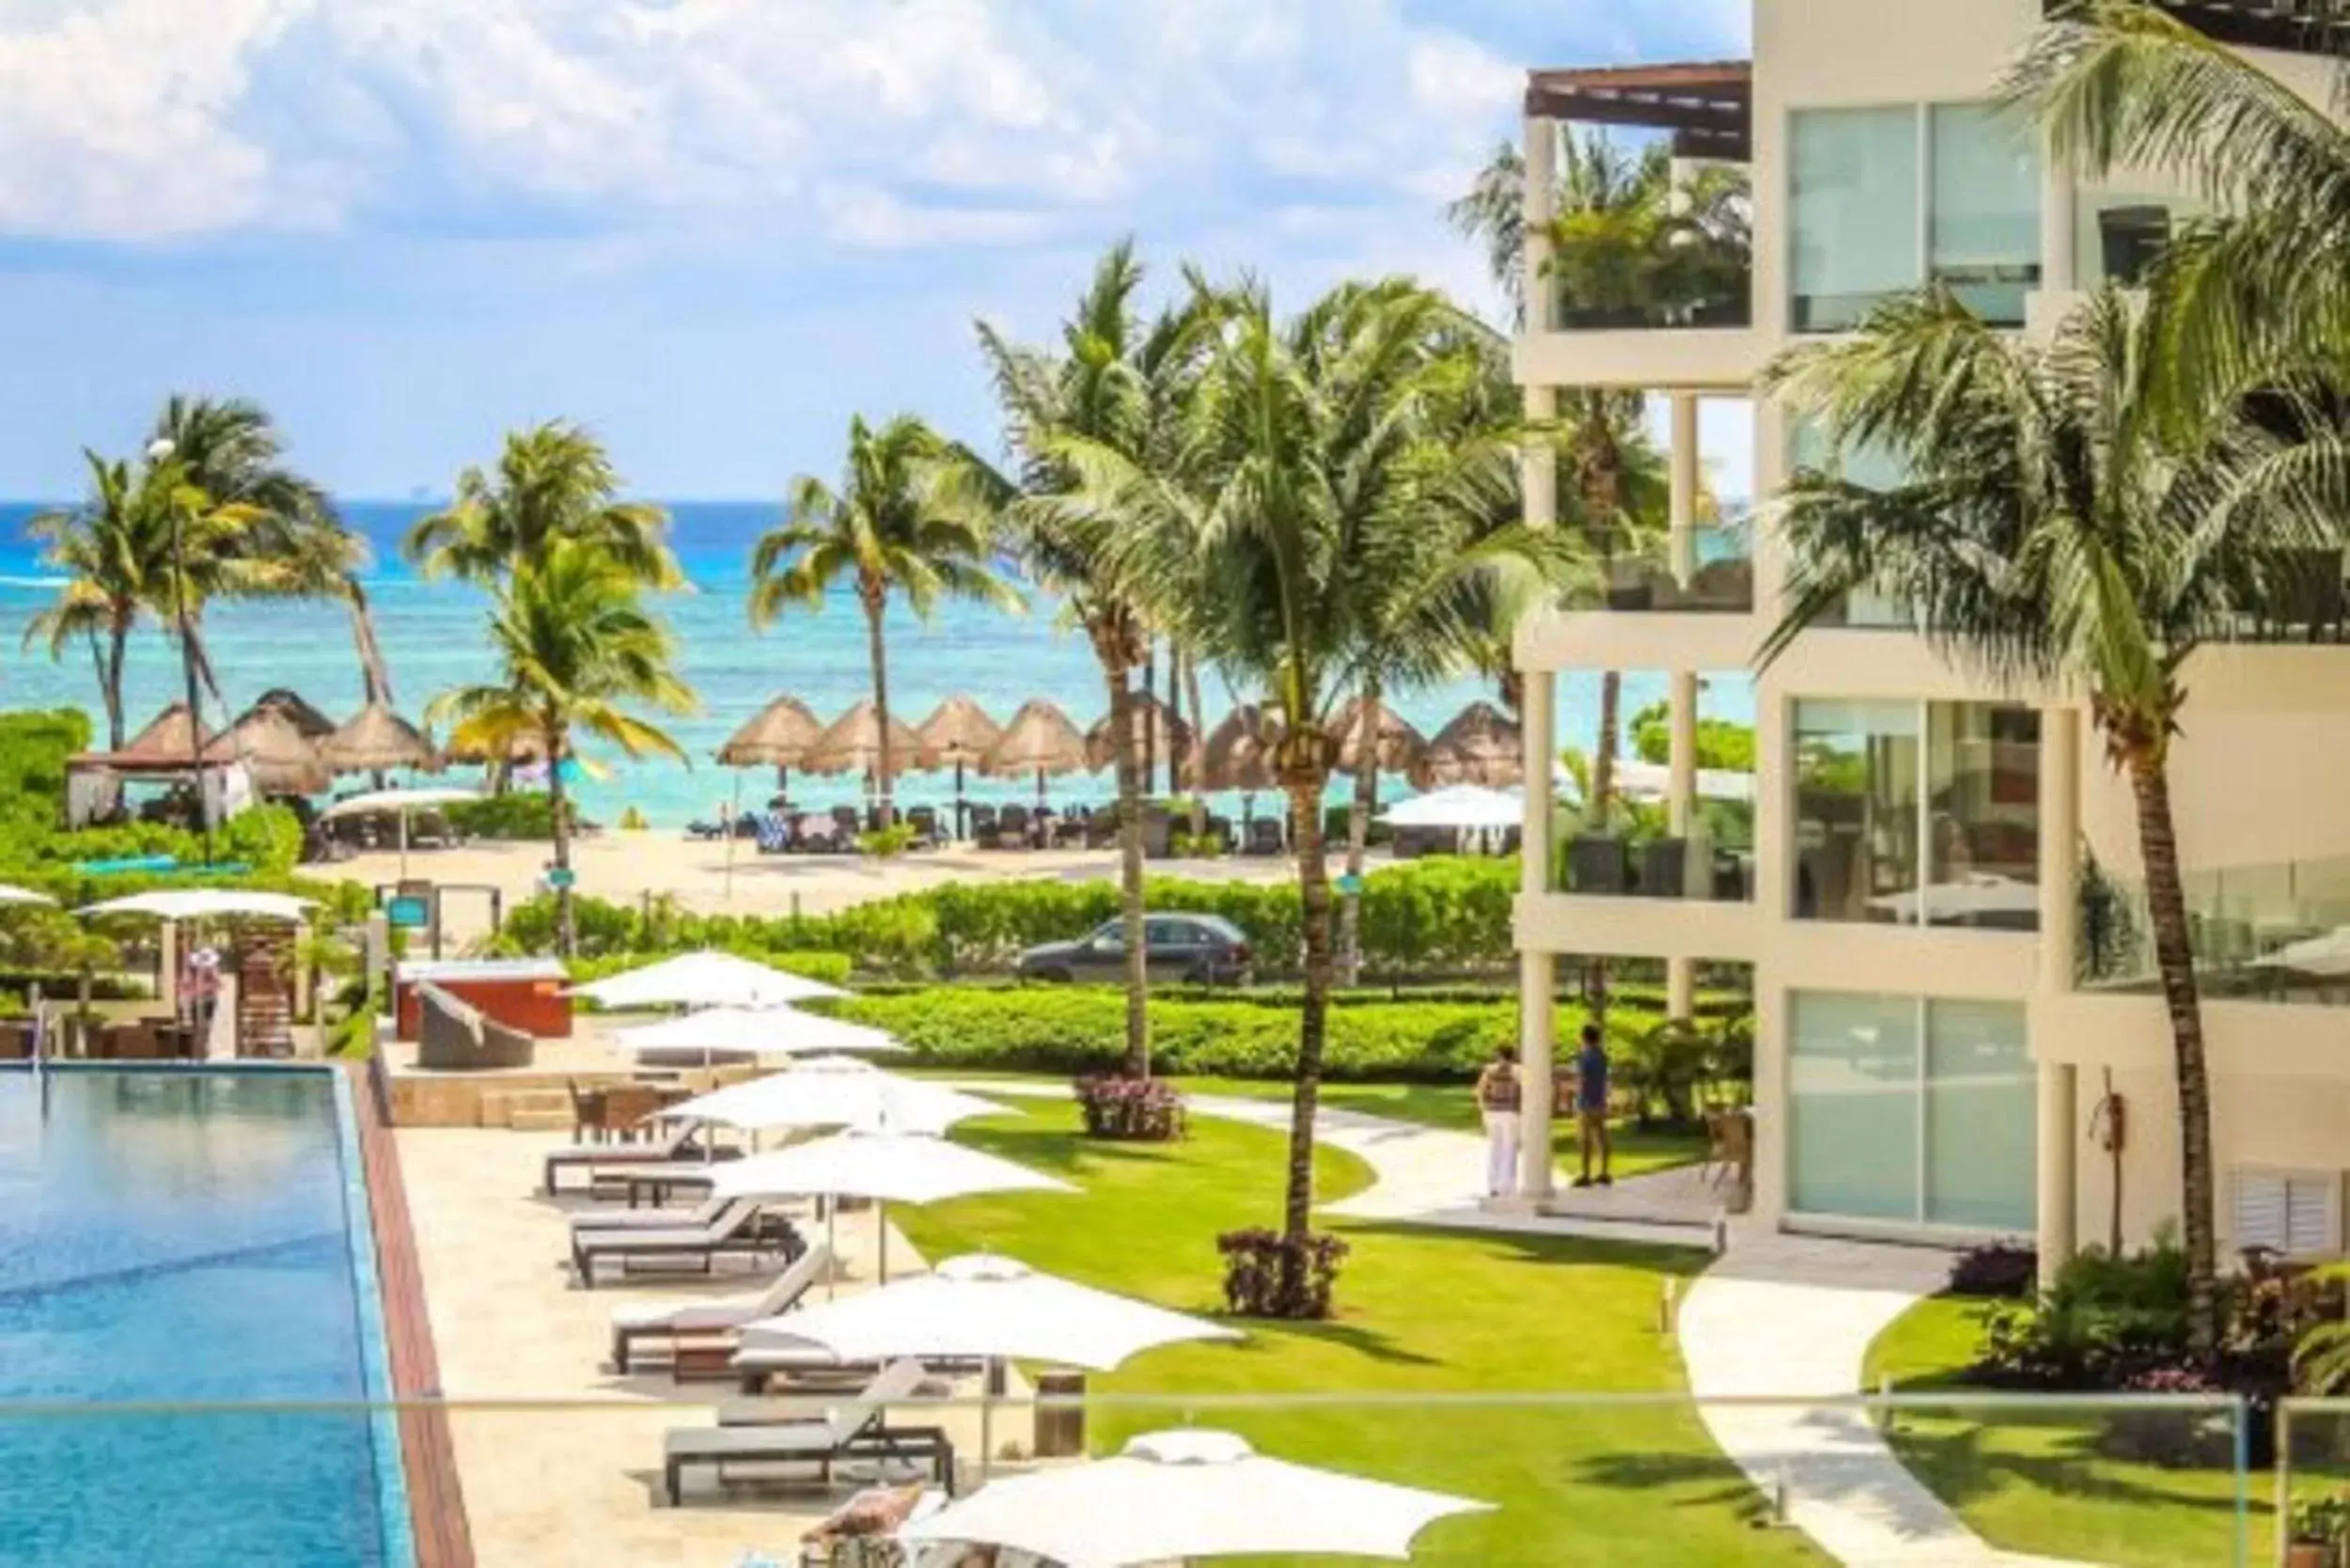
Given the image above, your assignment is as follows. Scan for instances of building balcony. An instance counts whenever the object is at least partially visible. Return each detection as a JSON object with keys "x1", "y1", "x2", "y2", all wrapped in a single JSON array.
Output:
[
  {"x1": 2079, "y1": 851, "x2": 2350, "y2": 1009},
  {"x1": 1566, "y1": 525, "x2": 1753, "y2": 617}
]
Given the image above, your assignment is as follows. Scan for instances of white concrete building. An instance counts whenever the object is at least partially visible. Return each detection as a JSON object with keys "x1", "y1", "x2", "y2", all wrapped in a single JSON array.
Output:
[{"x1": 1512, "y1": 0, "x2": 2350, "y2": 1271}]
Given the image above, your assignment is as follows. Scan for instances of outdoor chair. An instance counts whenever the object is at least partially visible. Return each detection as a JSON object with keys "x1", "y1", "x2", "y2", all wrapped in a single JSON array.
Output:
[
  {"x1": 597, "y1": 1084, "x2": 671, "y2": 1142},
  {"x1": 572, "y1": 1203, "x2": 806, "y2": 1289},
  {"x1": 1245, "y1": 817, "x2": 1285, "y2": 856},
  {"x1": 415, "y1": 982, "x2": 537, "y2": 1072},
  {"x1": 566, "y1": 1079, "x2": 609, "y2": 1142},
  {"x1": 541, "y1": 1120, "x2": 713, "y2": 1194},
  {"x1": 572, "y1": 1192, "x2": 741, "y2": 1238},
  {"x1": 661, "y1": 1359, "x2": 952, "y2": 1504},
  {"x1": 965, "y1": 804, "x2": 997, "y2": 843},
  {"x1": 830, "y1": 807, "x2": 861, "y2": 840},
  {"x1": 995, "y1": 806, "x2": 1032, "y2": 850},
  {"x1": 794, "y1": 814, "x2": 847, "y2": 854},
  {"x1": 608, "y1": 1243, "x2": 831, "y2": 1374},
  {"x1": 904, "y1": 807, "x2": 945, "y2": 848},
  {"x1": 1051, "y1": 808, "x2": 1088, "y2": 848},
  {"x1": 755, "y1": 813, "x2": 795, "y2": 855}
]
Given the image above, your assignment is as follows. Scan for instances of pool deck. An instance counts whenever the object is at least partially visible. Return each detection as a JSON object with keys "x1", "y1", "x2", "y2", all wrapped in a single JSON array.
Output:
[{"x1": 397, "y1": 1125, "x2": 1010, "y2": 1568}]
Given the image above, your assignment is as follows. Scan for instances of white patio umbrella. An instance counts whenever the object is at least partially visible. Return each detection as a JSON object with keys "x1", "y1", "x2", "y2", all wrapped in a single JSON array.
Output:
[
  {"x1": 2253, "y1": 925, "x2": 2350, "y2": 979},
  {"x1": 1868, "y1": 873, "x2": 2041, "y2": 925},
  {"x1": 1382, "y1": 784, "x2": 1523, "y2": 830},
  {"x1": 901, "y1": 1427, "x2": 1492, "y2": 1565},
  {"x1": 78, "y1": 889, "x2": 316, "y2": 922},
  {"x1": 1591, "y1": 758, "x2": 1758, "y2": 806},
  {"x1": 0, "y1": 886, "x2": 56, "y2": 908},
  {"x1": 661, "y1": 1060, "x2": 1001, "y2": 1136},
  {"x1": 318, "y1": 786, "x2": 482, "y2": 876},
  {"x1": 710, "y1": 1128, "x2": 1073, "y2": 1291},
  {"x1": 745, "y1": 1253, "x2": 1239, "y2": 1478},
  {"x1": 571, "y1": 949, "x2": 850, "y2": 1010},
  {"x1": 610, "y1": 1004, "x2": 903, "y2": 1060}
]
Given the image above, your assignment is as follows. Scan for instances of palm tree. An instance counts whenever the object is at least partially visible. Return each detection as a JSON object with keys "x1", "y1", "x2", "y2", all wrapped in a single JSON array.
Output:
[
  {"x1": 1078, "y1": 278, "x2": 1566, "y2": 1312},
  {"x1": 429, "y1": 541, "x2": 696, "y2": 956},
  {"x1": 749, "y1": 415, "x2": 1022, "y2": 827},
  {"x1": 408, "y1": 421, "x2": 681, "y2": 590},
  {"x1": 1760, "y1": 283, "x2": 2350, "y2": 1361},
  {"x1": 24, "y1": 453, "x2": 168, "y2": 749},
  {"x1": 150, "y1": 396, "x2": 395, "y2": 705},
  {"x1": 975, "y1": 240, "x2": 1213, "y2": 1079}
]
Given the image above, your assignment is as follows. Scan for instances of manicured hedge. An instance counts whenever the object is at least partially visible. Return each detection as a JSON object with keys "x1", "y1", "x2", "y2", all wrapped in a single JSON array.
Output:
[{"x1": 830, "y1": 986, "x2": 1647, "y2": 1082}]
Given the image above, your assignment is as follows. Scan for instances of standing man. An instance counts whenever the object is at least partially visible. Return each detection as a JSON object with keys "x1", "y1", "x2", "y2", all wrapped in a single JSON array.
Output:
[
  {"x1": 1475, "y1": 1044, "x2": 1523, "y2": 1199},
  {"x1": 1573, "y1": 1023, "x2": 1613, "y2": 1188}
]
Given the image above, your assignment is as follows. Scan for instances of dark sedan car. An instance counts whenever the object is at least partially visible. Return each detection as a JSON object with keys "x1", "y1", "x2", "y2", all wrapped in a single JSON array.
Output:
[{"x1": 1016, "y1": 913, "x2": 1254, "y2": 985}]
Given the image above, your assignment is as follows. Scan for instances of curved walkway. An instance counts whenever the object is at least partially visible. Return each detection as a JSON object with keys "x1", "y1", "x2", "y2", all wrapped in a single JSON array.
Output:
[{"x1": 975, "y1": 1080, "x2": 2084, "y2": 1567}]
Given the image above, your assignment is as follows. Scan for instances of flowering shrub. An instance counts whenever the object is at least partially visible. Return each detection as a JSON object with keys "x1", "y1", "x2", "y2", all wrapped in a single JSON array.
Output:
[
  {"x1": 1217, "y1": 1228, "x2": 1349, "y2": 1320},
  {"x1": 1073, "y1": 1074, "x2": 1186, "y2": 1142}
]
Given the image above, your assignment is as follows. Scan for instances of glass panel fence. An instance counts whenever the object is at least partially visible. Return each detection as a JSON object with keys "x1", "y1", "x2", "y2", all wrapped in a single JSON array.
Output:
[
  {"x1": 0, "y1": 1392, "x2": 2256, "y2": 1566},
  {"x1": 1559, "y1": 524, "x2": 1754, "y2": 616},
  {"x1": 2079, "y1": 852, "x2": 2350, "y2": 1006}
]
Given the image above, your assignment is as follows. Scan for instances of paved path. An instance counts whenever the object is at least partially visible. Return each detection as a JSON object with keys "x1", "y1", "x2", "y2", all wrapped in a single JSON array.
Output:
[{"x1": 1680, "y1": 1232, "x2": 2093, "y2": 1568}]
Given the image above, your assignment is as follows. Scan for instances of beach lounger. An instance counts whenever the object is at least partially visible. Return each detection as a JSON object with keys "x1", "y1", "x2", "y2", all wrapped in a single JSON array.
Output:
[
  {"x1": 755, "y1": 811, "x2": 794, "y2": 855},
  {"x1": 662, "y1": 1360, "x2": 952, "y2": 1504},
  {"x1": 607, "y1": 1244, "x2": 830, "y2": 1374},
  {"x1": 572, "y1": 1193, "x2": 742, "y2": 1237},
  {"x1": 995, "y1": 805, "x2": 1031, "y2": 849},
  {"x1": 541, "y1": 1120, "x2": 706, "y2": 1195},
  {"x1": 572, "y1": 1204, "x2": 805, "y2": 1289},
  {"x1": 965, "y1": 804, "x2": 997, "y2": 843}
]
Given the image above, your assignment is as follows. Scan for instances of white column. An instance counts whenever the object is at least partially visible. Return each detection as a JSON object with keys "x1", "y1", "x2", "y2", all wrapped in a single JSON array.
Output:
[
  {"x1": 2041, "y1": 158, "x2": 2079, "y2": 298},
  {"x1": 1666, "y1": 668, "x2": 1700, "y2": 1016},
  {"x1": 2037, "y1": 1061, "x2": 2078, "y2": 1285},
  {"x1": 1519, "y1": 671, "x2": 1558, "y2": 1202},
  {"x1": 1521, "y1": 671, "x2": 1556, "y2": 897},
  {"x1": 1523, "y1": 116, "x2": 1558, "y2": 332},
  {"x1": 1668, "y1": 392, "x2": 1701, "y2": 586},
  {"x1": 1749, "y1": 980, "x2": 1787, "y2": 1227},
  {"x1": 157, "y1": 919, "x2": 178, "y2": 1014}
]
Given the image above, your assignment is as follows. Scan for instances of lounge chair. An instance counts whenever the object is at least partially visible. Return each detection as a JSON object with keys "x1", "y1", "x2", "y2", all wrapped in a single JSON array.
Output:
[
  {"x1": 791, "y1": 813, "x2": 845, "y2": 854},
  {"x1": 572, "y1": 1192, "x2": 743, "y2": 1237},
  {"x1": 572, "y1": 1203, "x2": 805, "y2": 1289},
  {"x1": 541, "y1": 1119, "x2": 708, "y2": 1195},
  {"x1": 415, "y1": 981, "x2": 536, "y2": 1072},
  {"x1": 995, "y1": 805, "x2": 1031, "y2": 849},
  {"x1": 607, "y1": 1243, "x2": 831, "y2": 1373},
  {"x1": 754, "y1": 812, "x2": 794, "y2": 855},
  {"x1": 830, "y1": 806, "x2": 861, "y2": 840},
  {"x1": 1245, "y1": 816, "x2": 1286, "y2": 856},
  {"x1": 965, "y1": 804, "x2": 997, "y2": 844},
  {"x1": 904, "y1": 806, "x2": 944, "y2": 848},
  {"x1": 661, "y1": 1359, "x2": 953, "y2": 1504}
]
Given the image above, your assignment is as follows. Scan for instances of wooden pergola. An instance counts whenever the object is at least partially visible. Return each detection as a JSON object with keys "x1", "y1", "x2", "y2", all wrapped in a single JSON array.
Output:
[{"x1": 1524, "y1": 61, "x2": 1753, "y2": 162}]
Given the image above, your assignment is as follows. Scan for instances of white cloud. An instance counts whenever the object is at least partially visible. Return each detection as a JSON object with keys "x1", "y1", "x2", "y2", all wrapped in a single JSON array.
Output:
[{"x1": 0, "y1": 0, "x2": 1593, "y2": 245}]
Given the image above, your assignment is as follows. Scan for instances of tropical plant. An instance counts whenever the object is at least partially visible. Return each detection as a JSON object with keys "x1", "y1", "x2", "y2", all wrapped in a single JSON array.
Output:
[
  {"x1": 1074, "y1": 277, "x2": 1568, "y2": 1313},
  {"x1": 429, "y1": 541, "x2": 696, "y2": 955},
  {"x1": 24, "y1": 454, "x2": 168, "y2": 751},
  {"x1": 407, "y1": 421, "x2": 681, "y2": 589},
  {"x1": 974, "y1": 240, "x2": 1212, "y2": 1079},
  {"x1": 1761, "y1": 282, "x2": 2350, "y2": 1360},
  {"x1": 2294, "y1": 1262, "x2": 2350, "y2": 1395},
  {"x1": 749, "y1": 415, "x2": 1022, "y2": 827}
]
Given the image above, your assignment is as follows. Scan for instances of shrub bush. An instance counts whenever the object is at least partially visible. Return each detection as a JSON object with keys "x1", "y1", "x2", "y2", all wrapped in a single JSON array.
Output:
[
  {"x1": 1949, "y1": 1242, "x2": 2040, "y2": 1300},
  {"x1": 1217, "y1": 1228, "x2": 1348, "y2": 1319},
  {"x1": 1073, "y1": 1074, "x2": 1187, "y2": 1141},
  {"x1": 1973, "y1": 1231, "x2": 2193, "y2": 1389},
  {"x1": 447, "y1": 792, "x2": 568, "y2": 841}
]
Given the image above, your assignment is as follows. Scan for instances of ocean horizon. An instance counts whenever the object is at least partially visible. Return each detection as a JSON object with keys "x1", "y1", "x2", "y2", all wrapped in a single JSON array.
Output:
[{"x1": 0, "y1": 499, "x2": 1754, "y2": 828}]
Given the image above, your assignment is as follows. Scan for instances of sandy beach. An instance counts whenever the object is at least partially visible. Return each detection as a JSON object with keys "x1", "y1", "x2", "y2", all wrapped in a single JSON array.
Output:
[{"x1": 330, "y1": 833, "x2": 1308, "y2": 946}]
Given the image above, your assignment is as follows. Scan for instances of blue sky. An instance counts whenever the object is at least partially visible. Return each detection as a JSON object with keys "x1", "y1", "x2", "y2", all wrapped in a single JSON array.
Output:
[{"x1": 0, "y1": 0, "x2": 1749, "y2": 501}]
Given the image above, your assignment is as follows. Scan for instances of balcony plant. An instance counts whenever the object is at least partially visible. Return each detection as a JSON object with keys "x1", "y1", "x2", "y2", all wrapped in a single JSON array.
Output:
[{"x1": 2290, "y1": 1495, "x2": 2350, "y2": 1568}]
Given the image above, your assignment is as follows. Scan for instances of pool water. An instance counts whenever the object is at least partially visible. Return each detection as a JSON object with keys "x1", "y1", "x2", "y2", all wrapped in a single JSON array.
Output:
[{"x1": 0, "y1": 1069, "x2": 404, "y2": 1565}]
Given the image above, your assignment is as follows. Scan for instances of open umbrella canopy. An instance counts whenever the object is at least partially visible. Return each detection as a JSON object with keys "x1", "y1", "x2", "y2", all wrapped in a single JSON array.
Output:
[
  {"x1": 320, "y1": 701, "x2": 440, "y2": 776},
  {"x1": 717, "y1": 696, "x2": 825, "y2": 768},
  {"x1": 571, "y1": 950, "x2": 849, "y2": 1010},
  {"x1": 1592, "y1": 758, "x2": 1757, "y2": 806},
  {"x1": 981, "y1": 699, "x2": 1090, "y2": 780},
  {"x1": 1198, "y1": 704, "x2": 1282, "y2": 792},
  {"x1": 2254, "y1": 926, "x2": 2350, "y2": 978},
  {"x1": 1331, "y1": 698, "x2": 1429, "y2": 778},
  {"x1": 612, "y1": 1005, "x2": 901, "y2": 1058},
  {"x1": 803, "y1": 699, "x2": 928, "y2": 780},
  {"x1": 0, "y1": 886, "x2": 55, "y2": 908},
  {"x1": 79, "y1": 890, "x2": 315, "y2": 922},
  {"x1": 1085, "y1": 693, "x2": 1194, "y2": 775},
  {"x1": 1383, "y1": 785, "x2": 1522, "y2": 830},
  {"x1": 1415, "y1": 701, "x2": 1524, "y2": 790},
  {"x1": 661, "y1": 1060, "x2": 1000, "y2": 1134},
  {"x1": 742, "y1": 1252, "x2": 1237, "y2": 1371},
  {"x1": 708, "y1": 1127, "x2": 1073, "y2": 1204},
  {"x1": 319, "y1": 786, "x2": 482, "y2": 823},
  {"x1": 901, "y1": 1427, "x2": 1492, "y2": 1565},
  {"x1": 915, "y1": 696, "x2": 1003, "y2": 767},
  {"x1": 1868, "y1": 873, "x2": 2041, "y2": 924}
]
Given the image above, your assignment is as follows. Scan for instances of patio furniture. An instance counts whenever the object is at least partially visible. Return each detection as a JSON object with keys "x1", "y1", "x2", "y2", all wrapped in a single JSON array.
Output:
[
  {"x1": 572, "y1": 1192, "x2": 742, "y2": 1236},
  {"x1": 0, "y1": 1021, "x2": 31, "y2": 1060},
  {"x1": 572, "y1": 1203, "x2": 806, "y2": 1289},
  {"x1": 541, "y1": 1120, "x2": 713, "y2": 1195},
  {"x1": 596, "y1": 1083, "x2": 670, "y2": 1142},
  {"x1": 661, "y1": 1359, "x2": 952, "y2": 1504},
  {"x1": 755, "y1": 812, "x2": 794, "y2": 855},
  {"x1": 565, "y1": 1079, "x2": 608, "y2": 1142},
  {"x1": 965, "y1": 803, "x2": 997, "y2": 843},
  {"x1": 608, "y1": 1243, "x2": 831, "y2": 1374},
  {"x1": 994, "y1": 805, "x2": 1031, "y2": 849},
  {"x1": 904, "y1": 806, "x2": 944, "y2": 848},
  {"x1": 1244, "y1": 817, "x2": 1285, "y2": 857},
  {"x1": 415, "y1": 982, "x2": 537, "y2": 1072},
  {"x1": 830, "y1": 807, "x2": 861, "y2": 840}
]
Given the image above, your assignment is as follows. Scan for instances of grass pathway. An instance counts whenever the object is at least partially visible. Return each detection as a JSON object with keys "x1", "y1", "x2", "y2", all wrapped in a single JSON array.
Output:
[{"x1": 899, "y1": 1100, "x2": 1824, "y2": 1566}]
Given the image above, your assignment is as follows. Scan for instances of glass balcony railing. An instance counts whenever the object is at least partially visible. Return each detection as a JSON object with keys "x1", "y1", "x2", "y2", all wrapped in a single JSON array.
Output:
[
  {"x1": 1563, "y1": 525, "x2": 1754, "y2": 616},
  {"x1": 2079, "y1": 851, "x2": 2350, "y2": 1004},
  {"x1": 1550, "y1": 824, "x2": 1755, "y2": 902},
  {"x1": 1551, "y1": 274, "x2": 1753, "y2": 332}
]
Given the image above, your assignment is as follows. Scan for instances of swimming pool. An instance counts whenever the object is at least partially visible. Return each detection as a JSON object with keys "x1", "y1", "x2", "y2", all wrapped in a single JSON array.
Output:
[{"x1": 0, "y1": 1067, "x2": 413, "y2": 1565}]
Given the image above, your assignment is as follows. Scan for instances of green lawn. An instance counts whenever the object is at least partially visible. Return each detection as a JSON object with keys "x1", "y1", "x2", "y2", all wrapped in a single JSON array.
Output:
[
  {"x1": 1863, "y1": 1295, "x2": 2260, "y2": 1567},
  {"x1": 898, "y1": 1101, "x2": 1822, "y2": 1566},
  {"x1": 1172, "y1": 1075, "x2": 1711, "y2": 1180}
]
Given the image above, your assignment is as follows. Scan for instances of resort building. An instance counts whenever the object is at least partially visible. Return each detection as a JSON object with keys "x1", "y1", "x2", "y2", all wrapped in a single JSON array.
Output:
[{"x1": 1512, "y1": 0, "x2": 2350, "y2": 1269}]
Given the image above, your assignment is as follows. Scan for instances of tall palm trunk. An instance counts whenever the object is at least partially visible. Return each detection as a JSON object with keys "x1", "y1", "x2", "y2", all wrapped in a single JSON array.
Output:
[
  {"x1": 176, "y1": 611, "x2": 210, "y2": 856},
  {"x1": 344, "y1": 576, "x2": 395, "y2": 706},
  {"x1": 2125, "y1": 746, "x2": 2218, "y2": 1360},
  {"x1": 101, "y1": 616, "x2": 130, "y2": 751},
  {"x1": 1283, "y1": 761, "x2": 1336, "y2": 1256},
  {"x1": 1339, "y1": 683, "x2": 1382, "y2": 986},
  {"x1": 1583, "y1": 422, "x2": 1626, "y2": 1034},
  {"x1": 1183, "y1": 652, "x2": 1208, "y2": 837},
  {"x1": 547, "y1": 718, "x2": 577, "y2": 958},
  {"x1": 861, "y1": 583, "x2": 895, "y2": 828},
  {"x1": 1139, "y1": 641, "x2": 1159, "y2": 791},
  {"x1": 1101, "y1": 646, "x2": 1151, "y2": 1078}
]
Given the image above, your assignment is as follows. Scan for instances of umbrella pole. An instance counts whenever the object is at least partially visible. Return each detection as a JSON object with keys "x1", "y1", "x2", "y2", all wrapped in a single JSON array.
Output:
[
  {"x1": 980, "y1": 1356, "x2": 996, "y2": 1484},
  {"x1": 724, "y1": 773, "x2": 739, "y2": 904},
  {"x1": 826, "y1": 1200, "x2": 838, "y2": 1300},
  {"x1": 399, "y1": 808, "x2": 410, "y2": 879},
  {"x1": 877, "y1": 1200, "x2": 888, "y2": 1282},
  {"x1": 955, "y1": 760, "x2": 965, "y2": 842}
]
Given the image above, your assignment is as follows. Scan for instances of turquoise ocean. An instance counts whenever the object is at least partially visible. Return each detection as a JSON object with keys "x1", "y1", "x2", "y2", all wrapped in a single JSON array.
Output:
[{"x1": 0, "y1": 501, "x2": 1751, "y2": 829}]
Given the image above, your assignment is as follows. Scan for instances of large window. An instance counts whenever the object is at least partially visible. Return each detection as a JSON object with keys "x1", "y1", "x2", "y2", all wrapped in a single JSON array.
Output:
[
  {"x1": 1790, "y1": 992, "x2": 2034, "y2": 1232},
  {"x1": 1792, "y1": 102, "x2": 2041, "y2": 332},
  {"x1": 1794, "y1": 699, "x2": 2041, "y2": 929},
  {"x1": 1786, "y1": 423, "x2": 1913, "y2": 630}
]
